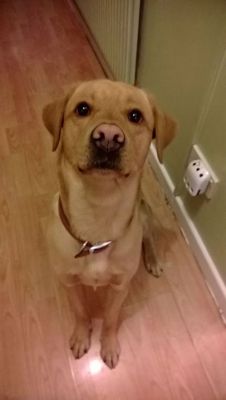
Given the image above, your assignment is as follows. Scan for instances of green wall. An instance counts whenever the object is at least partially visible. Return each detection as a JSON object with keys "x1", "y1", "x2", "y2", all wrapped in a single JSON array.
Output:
[
  {"x1": 137, "y1": 0, "x2": 226, "y2": 283},
  {"x1": 182, "y1": 53, "x2": 226, "y2": 282},
  {"x1": 137, "y1": 0, "x2": 226, "y2": 184}
]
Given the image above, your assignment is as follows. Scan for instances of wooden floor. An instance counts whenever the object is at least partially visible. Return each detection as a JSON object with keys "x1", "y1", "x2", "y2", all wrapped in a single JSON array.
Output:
[{"x1": 1, "y1": 0, "x2": 226, "y2": 399}]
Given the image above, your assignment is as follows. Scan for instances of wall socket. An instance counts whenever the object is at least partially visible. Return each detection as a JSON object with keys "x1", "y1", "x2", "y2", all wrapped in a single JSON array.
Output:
[{"x1": 186, "y1": 144, "x2": 219, "y2": 199}]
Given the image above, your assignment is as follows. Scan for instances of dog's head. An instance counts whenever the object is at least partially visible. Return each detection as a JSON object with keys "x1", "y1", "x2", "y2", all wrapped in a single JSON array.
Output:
[{"x1": 43, "y1": 80, "x2": 176, "y2": 177}]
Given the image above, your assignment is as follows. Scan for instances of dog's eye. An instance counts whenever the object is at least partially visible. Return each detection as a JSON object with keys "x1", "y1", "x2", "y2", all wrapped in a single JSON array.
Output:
[
  {"x1": 75, "y1": 102, "x2": 91, "y2": 117},
  {"x1": 128, "y1": 109, "x2": 143, "y2": 124}
]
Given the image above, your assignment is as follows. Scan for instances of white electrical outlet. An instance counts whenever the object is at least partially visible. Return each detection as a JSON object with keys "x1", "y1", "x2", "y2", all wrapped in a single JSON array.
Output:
[
  {"x1": 185, "y1": 144, "x2": 219, "y2": 199},
  {"x1": 184, "y1": 159, "x2": 211, "y2": 196}
]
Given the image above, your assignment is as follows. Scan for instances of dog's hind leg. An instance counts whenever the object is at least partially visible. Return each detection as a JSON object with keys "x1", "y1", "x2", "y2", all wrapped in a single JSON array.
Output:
[
  {"x1": 141, "y1": 200, "x2": 163, "y2": 278},
  {"x1": 142, "y1": 233, "x2": 163, "y2": 278}
]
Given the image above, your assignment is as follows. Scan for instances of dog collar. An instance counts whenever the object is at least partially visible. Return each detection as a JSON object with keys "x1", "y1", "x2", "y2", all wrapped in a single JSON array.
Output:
[{"x1": 58, "y1": 197, "x2": 112, "y2": 258}]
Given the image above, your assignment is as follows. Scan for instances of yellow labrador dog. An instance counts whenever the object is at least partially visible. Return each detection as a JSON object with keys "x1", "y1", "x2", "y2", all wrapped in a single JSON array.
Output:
[{"x1": 43, "y1": 79, "x2": 176, "y2": 369}]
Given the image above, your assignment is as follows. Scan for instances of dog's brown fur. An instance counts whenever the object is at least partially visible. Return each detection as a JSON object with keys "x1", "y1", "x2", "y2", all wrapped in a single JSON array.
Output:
[{"x1": 43, "y1": 79, "x2": 176, "y2": 368}]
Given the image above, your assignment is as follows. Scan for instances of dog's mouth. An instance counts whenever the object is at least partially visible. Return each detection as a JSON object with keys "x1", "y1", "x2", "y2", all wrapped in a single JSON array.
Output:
[
  {"x1": 78, "y1": 147, "x2": 130, "y2": 177},
  {"x1": 78, "y1": 162, "x2": 122, "y2": 176},
  {"x1": 81, "y1": 146, "x2": 119, "y2": 171},
  {"x1": 91, "y1": 157, "x2": 119, "y2": 171}
]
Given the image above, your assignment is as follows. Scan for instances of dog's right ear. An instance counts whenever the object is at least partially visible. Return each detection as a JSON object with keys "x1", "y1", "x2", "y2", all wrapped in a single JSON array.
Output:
[{"x1": 42, "y1": 87, "x2": 75, "y2": 151}]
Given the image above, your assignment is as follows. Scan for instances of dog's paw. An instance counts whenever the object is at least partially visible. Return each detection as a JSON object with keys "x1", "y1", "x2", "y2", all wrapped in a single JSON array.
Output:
[
  {"x1": 70, "y1": 321, "x2": 92, "y2": 359},
  {"x1": 145, "y1": 261, "x2": 163, "y2": 278},
  {"x1": 100, "y1": 335, "x2": 121, "y2": 369}
]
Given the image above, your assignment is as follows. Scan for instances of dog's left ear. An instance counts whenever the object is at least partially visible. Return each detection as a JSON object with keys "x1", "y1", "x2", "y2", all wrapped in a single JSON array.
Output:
[
  {"x1": 150, "y1": 97, "x2": 177, "y2": 163},
  {"x1": 42, "y1": 87, "x2": 75, "y2": 151}
]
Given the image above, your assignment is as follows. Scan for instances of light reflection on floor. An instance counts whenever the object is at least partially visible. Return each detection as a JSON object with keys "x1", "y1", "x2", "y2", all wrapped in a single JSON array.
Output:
[{"x1": 88, "y1": 357, "x2": 103, "y2": 375}]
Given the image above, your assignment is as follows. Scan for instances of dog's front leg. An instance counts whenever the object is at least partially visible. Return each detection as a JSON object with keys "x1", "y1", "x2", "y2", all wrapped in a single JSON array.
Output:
[
  {"x1": 67, "y1": 284, "x2": 92, "y2": 359},
  {"x1": 101, "y1": 285, "x2": 129, "y2": 369}
]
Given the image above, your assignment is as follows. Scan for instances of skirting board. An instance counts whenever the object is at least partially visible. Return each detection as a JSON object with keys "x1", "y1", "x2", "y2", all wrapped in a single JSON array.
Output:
[{"x1": 149, "y1": 143, "x2": 226, "y2": 322}]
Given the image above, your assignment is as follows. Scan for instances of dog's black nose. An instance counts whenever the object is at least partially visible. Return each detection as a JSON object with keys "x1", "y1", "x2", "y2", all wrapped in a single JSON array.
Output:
[{"x1": 91, "y1": 124, "x2": 125, "y2": 152}]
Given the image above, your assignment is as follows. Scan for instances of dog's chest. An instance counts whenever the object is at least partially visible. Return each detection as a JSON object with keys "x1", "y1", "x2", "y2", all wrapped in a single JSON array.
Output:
[
  {"x1": 75, "y1": 255, "x2": 113, "y2": 288},
  {"x1": 49, "y1": 193, "x2": 140, "y2": 290},
  {"x1": 52, "y1": 225, "x2": 114, "y2": 288}
]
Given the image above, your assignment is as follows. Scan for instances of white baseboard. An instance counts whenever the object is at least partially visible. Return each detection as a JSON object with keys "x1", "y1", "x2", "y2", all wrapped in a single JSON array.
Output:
[{"x1": 149, "y1": 144, "x2": 226, "y2": 322}]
